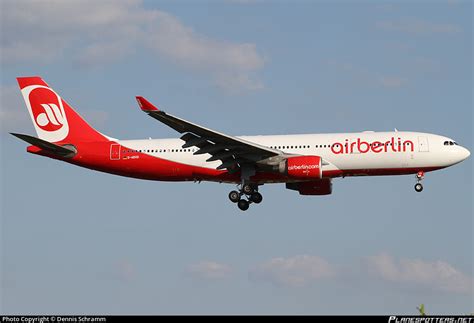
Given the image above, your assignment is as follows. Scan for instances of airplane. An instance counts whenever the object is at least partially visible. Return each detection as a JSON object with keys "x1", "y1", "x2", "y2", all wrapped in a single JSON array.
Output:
[{"x1": 11, "y1": 76, "x2": 471, "y2": 211}]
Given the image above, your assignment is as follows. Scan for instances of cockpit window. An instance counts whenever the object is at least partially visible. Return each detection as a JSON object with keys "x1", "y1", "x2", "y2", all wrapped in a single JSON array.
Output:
[{"x1": 444, "y1": 141, "x2": 458, "y2": 146}]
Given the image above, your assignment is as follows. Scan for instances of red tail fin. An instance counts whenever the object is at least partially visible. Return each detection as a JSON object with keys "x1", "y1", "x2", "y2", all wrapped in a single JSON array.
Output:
[{"x1": 17, "y1": 76, "x2": 108, "y2": 143}]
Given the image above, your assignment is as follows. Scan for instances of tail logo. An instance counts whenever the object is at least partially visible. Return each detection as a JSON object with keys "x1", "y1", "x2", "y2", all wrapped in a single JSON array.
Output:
[
  {"x1": 36, "y1": 103, "x2": 66, "y2": 130},
  {"x1": 21, "y1": 85, "x2": 69, "y2": 142}
]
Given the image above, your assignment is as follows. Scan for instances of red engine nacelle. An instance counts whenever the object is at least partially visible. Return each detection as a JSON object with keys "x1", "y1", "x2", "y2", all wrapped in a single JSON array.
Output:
[
  {"x1": 286, "y1": 178, "x2": 332, "y2": 195},
  {"x1": 280, "y1": 155, "x2": 322, "y2": 179}
]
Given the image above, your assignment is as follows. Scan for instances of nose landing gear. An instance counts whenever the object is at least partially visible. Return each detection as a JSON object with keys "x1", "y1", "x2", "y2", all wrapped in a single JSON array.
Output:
[
  {"x1": 414, "y1": 171, "x2": 424, "y2": 192},
  {"x1": 228, "y1": 183, "x2": 262, "y2": 211}
]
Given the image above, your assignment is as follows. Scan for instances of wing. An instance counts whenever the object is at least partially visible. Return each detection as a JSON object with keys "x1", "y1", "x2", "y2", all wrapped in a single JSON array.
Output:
[{"x1": 136, "y1": 96, "x2": 284, "y2": 172}]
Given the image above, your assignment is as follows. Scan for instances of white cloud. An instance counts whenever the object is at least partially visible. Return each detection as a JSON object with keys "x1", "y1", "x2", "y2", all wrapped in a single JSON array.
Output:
[
  {"x1": 0, "y1": 85, "x2": 33, "y2": 134},
  {"x1": 215, "y1": 71, "x2": 265, "y2": 93},
  {"x1": 76, "y1": 41, "x2": 135, "y2": 67},
  {"x1": 1, "y1": 0, "x2": 265, "y2": 92},
  {"x1": 144, "y1": 11, "x2": 263, "y2": 71},
  {"x1": 187, "y1": 261, "x2": 232, "y2": 280},
  {"x1": 246, "y1": 253, "x2": 472, "y2": 294},
  {"x1": 377, "y1": 18, "x2": 462, "y2": 35},
  {"x1": 366, "y1": 253, "x2": 472, "y2": 294},
  {"x1": 379, "y1": 76, "x2": 406, "y2": 88},
  {"x1": 249, "y1": 255, "x2": 336, "y2": 287}
]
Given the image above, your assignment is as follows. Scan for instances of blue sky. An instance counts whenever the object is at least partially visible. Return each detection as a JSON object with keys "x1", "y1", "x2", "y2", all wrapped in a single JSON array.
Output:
[{"x1": 1, "y1": 0, "x2": 472, "y2": 314}]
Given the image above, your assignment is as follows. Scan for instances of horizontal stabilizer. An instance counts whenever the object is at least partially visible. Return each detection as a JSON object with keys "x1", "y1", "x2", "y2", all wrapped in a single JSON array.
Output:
[{"x1": 10, "y1": 133, "x2": 76, "y2": 157}]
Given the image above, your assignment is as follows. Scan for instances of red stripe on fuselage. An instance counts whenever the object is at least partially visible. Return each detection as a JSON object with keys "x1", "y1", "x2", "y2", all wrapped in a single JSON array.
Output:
[
  {"x1": 27, "y1": 140, "x2": 444, "y2": 184},
  {"x1": 322, "y1": 166, "x2": 445, "y2": 178}
]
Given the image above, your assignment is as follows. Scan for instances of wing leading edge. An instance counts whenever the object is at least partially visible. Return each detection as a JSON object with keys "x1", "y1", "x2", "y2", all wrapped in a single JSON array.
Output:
[{"x1": 135, "y1": 96, "x2": 284, "y2": 172}]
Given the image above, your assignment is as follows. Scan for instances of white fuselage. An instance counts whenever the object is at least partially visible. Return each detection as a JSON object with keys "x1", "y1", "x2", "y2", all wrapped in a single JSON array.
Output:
[{"x1": 117, "y1": 131, "x2": 470, "y2": 177}]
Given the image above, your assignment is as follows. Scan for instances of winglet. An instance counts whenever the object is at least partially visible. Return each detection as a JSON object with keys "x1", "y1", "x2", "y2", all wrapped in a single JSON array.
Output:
[{"x1": 136, "y1": 96, "x2": 159, "y2": 112}]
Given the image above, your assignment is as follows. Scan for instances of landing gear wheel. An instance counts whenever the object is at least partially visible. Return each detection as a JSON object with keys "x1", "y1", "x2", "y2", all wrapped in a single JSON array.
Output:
[
  {"x1": 414, "y1": 183, "x2": 423, "y2": 192},
  {"x1": 237, "y1": 199, "x2": 250, "y2": 211},
  {"x1": 249, "y1": 192, "x2": 263, "y2": 204},
  {"x1": 229, "y1": 191, "x2": 240, "y2": 203},
  {"x1": 242, "y1": 184, "x2": 254, "y2": 195}
]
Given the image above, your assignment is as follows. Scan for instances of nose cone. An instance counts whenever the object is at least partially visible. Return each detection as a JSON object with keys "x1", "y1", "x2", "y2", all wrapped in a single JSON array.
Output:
[{"x1": 460, "y1": 147, "x2": 470, "y2": 161}]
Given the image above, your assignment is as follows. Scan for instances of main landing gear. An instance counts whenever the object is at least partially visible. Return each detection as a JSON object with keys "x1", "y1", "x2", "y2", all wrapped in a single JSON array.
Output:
[
  {"x1": 414, "y1": 171, "x2": 424, "y2": 192},
  {"x1": 228, "y1": 183, "x2": 263, "y2": 211}
]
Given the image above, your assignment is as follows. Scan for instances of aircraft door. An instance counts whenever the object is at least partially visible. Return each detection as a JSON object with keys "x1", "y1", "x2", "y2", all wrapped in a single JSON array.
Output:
[
  {"x1": 418, "y1": 137, "x2": 429, "y2": 152},
  {"x1": 110, "y1": 144, "x2": 121, "y2": 160}
]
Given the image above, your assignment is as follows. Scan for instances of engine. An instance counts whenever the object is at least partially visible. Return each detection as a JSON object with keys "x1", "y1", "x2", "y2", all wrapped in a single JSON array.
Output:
[
  {"x1": 286, "y1": 178, "x2": 332, "y2": 195},
  {"x1": 279, "y1": 155, "x2": 322, "y2": 179}
]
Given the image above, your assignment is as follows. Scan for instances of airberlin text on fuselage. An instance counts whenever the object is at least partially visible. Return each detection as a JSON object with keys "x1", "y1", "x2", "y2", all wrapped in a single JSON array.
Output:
[
  {"x1": 331, "y1": 137, "x2": 414, "y2": 155},
  {"x1": 288, "y1": 164, "x2": 319, "y2": 171}
]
